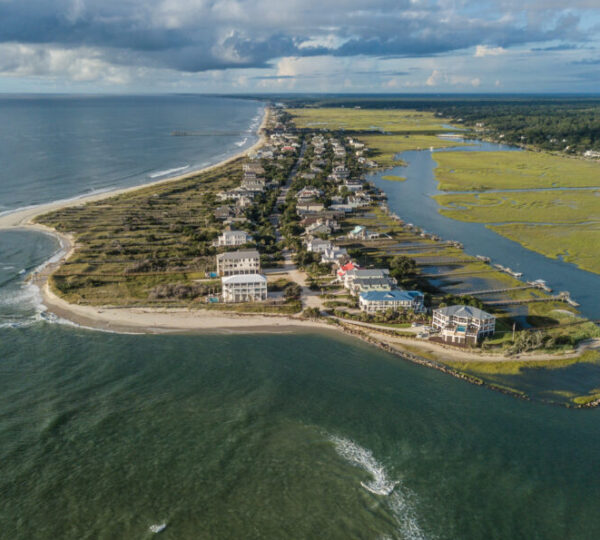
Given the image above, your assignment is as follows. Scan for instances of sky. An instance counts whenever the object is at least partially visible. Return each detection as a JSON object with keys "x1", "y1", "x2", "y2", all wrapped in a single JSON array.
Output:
[{"x1": 0, "y1": 0, "x2": 599, "y2": 94}]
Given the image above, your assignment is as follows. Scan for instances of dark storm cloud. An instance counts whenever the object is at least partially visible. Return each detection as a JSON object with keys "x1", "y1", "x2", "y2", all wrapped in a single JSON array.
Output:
[{"x1": 0, "y1": 0, "x2": 594, "y2": 73}]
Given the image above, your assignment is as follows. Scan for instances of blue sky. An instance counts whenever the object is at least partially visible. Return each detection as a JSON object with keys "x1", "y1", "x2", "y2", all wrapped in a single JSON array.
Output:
[{"x1": 0, "y1": 0, "x2": 599, "y2": 93}]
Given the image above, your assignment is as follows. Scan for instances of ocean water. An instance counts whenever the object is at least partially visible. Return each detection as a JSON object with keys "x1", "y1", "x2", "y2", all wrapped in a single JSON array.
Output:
[
  {"x1": 2, "y1": 97, "x2": 600, "y2": 539},
  {"x1": 0, "y1": 95, "x2": 263, "y2": 212}
]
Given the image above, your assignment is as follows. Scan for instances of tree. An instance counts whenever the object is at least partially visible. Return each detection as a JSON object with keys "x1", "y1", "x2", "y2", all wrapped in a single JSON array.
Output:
[
  {"x1": 390, "y1": 255, "x2": 417, "y2": 282},
  {"x1": 284, "y1": 282, "x2": 302, "y2": 300}
]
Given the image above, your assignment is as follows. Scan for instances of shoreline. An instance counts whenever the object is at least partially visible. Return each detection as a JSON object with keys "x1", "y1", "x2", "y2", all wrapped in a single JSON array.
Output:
[
  {"x1": 0, "y1": 104, "x2": 269, "y2": 230},
  {"x1": 0, "y1": 103, "x2": 333, "y2": 337},
  {"x1": 2, "y1": 102, "x2": 599, "y2": 408}
]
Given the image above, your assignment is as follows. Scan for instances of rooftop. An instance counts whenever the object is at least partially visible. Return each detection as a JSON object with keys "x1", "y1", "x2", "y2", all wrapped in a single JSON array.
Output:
[
  {"x1": 217, "y1": 249, "x2": 260, "y2": 260},
  {"x1": 222, "y1": 273, "x2": 267, "y2": 284},
  {"x1": 435, "y1": 305, "x2": 494, "y2": 320},
  {"x1": 360, "y1": 290, "x2": 423, "y2": 302}
]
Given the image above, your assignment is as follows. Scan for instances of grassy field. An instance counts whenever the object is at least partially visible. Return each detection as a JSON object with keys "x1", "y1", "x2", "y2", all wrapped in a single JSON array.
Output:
[
  {"x1": 37, "y1": 160, "x2": 242, "y2": 305},
  {"x1": 434, "y1": 150, "x2": 600, "y2": 191},
  {"x1": 434, "y1": 189, "x2": 600, "y2": 224},
  {"x1": 359, "y1": 134, "x2": 465, "y2": 168},
  {"x1": 490, "y1": 222, "x2": 600, "y2": 275},
  {"x1": 288, "y1": 108, "x2": 449, "y2": 132},
  {"x1": 381, "y1": 175, "x2": 406, "y2": 182},
  {"x1": 288, "y1": 108, "x2": 466, "y2": 168},
  {"x1": 433, "y1": 187, "x2": 600, "y2": 273}
]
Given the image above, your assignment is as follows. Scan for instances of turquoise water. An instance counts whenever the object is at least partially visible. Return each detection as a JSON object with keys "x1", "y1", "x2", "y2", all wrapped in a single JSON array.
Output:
[{"x1": 2, "y1": 100, "x2": 600, "y2": 538}]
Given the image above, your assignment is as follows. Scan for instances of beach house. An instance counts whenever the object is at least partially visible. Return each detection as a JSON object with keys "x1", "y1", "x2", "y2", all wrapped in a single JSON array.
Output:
[
  {"x1": 306, "y1": 238, "x2": 332, "y2": 254},
  {"x1": 432, "y1": 305, "x2": 496, "y2": 345},
  {"x1": 342, "y1": 268, "x2": 392, "y2": 290},
  {"x1": 359, "y1": 290, "x2": 425, "y2": 313},
  {"x1": 350, "y1": 276, "x2": 396, "y2": 296},
  {"x1": 216, "y1": 249, "x2": 261, "y2": 276},
  {"x1": 214, "y1": 229, "x2": 253, "y2": 247},
  {"x1": 221, "y1": 274, "x2": 268, "y2": 303}
]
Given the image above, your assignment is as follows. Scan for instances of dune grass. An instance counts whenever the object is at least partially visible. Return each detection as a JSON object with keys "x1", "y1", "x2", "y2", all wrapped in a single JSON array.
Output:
[
  {"x1": 37, "y1": 159, "x2": 243, "y2": 305},
  {"x1": 434, "y1": 150, "x2": 600, "y2": 191}
]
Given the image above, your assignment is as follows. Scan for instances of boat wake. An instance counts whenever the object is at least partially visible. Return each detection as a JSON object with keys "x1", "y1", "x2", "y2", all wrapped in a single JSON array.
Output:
[
  {"x1": 235, "y1": 137, "x2": 248, "y2": 147},
  {"x1": 330, "y1": 435, "x2": 429, "y2": 540}
]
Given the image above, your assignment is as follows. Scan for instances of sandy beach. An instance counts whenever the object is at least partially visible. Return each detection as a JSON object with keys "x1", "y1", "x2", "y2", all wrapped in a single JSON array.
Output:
[
  {"x1": 0, "y1": 106, "x2": 270, "y2": 231},
  {"x1": 0, "y1": 105, "x2": 331, "y2": 335}
]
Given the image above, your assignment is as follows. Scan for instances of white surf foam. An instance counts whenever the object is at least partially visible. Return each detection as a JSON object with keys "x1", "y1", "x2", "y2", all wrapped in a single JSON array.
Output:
[
  {"x1": 330, "y1": 435, "x2": 429, "y2": 540},
  {"x1": 149, "y1": 165, "x2": 189, "y2": 179},
  {"x1": 235, "y1": 137, "x2": 248, "y2": 147},
  {"x1": 149, "y1": 522, "x2": 167, "y2": 534}
]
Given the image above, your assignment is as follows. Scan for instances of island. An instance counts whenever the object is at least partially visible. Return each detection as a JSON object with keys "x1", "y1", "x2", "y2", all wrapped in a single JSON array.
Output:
[{"x1": 2, "y1": 103, "x2": 599, "y2": 408}]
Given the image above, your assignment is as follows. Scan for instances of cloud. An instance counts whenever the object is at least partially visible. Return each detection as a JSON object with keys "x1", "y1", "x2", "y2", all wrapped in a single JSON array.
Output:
[
  {"x1": 0, "y1": 0, "x2": 594, "y2": 79},
  {"x1": 0, "y1": 43, "x2": 133, "y2": 84},
  {"x1": 474, "y1": 45, "x2": 507, "y2": 57}
]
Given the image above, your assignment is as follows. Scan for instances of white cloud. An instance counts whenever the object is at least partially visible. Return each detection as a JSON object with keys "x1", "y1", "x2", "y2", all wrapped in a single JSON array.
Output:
[
  {"x1": 426, "y1": 69, "x2": 446, "y2": 86},
  {"x1": 0, "y1": 43, "x2": 133, "y2": 84},
  {"x1": 474, "y1": 45, "x2": 507, "y2": 57}
]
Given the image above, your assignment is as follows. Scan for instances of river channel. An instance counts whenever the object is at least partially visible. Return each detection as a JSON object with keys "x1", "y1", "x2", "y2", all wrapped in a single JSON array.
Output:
[{"x1": 369, "y1": 139, "x2": 600, "y2": 321}]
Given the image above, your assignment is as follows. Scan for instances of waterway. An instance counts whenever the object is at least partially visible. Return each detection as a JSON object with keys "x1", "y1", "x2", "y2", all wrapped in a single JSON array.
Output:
[{"x1": 370, "y1": 139, "x2": 600, "y2": 320}]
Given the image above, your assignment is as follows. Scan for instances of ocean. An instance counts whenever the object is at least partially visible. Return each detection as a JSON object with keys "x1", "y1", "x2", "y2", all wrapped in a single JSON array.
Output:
[{"x1": 1, "y1": 95, "x2": 600, "y2": 539}]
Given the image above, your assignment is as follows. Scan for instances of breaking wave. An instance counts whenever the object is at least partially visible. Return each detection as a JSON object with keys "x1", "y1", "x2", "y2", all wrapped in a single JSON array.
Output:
[
  {"x1": 330, "y1": 435, "x2": 429, "y2": 540},
  {"x1": 149, "y1": 165, "x2": 189, "y2": 179}
]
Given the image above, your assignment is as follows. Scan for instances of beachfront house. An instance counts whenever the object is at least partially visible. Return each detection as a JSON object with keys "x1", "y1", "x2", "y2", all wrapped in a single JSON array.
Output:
[
  {"x1": 432, "y1": 305, "x2": 496, "y2": 345},
  {"x1": 216, "y1": 249, "x2": 261, "y2": 276},
  {"x1": 221, "y1": 274, "x2": 268, "y2": 303},
  {"x1": 359, "y1": 290, "x2": 425, "y2": 313},
  {"x1": 214, "y1": 230, "x2": 253, "y2": 247}
]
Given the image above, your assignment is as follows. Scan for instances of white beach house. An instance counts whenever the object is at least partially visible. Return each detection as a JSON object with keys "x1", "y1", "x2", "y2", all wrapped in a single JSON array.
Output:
[
  {"x1": 221, "y1": 274, "x2": 268, "y2": 303},
  {"x1": 216, "y1": 249, "x2": 261, "y2": 276},
  {"x1": 432, "y1": 305, "x2": 496, "y2": 345},
  {"x1": 359, "y1": 290, "x2": 425, "y2": 313},
  {"x1": 214, "y1": 230, "x2": 253, "y2": 247}
]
